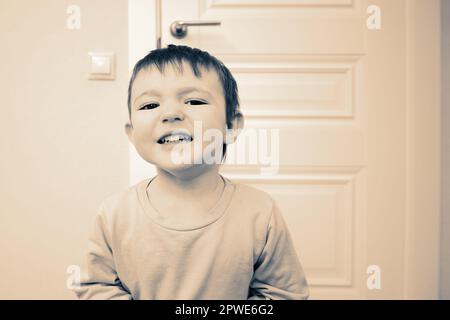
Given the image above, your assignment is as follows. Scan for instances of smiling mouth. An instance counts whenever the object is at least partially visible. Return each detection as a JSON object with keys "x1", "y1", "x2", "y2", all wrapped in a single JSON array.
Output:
[{"x1": 157, "y1": 132, "x2": 193, "y2": 144}]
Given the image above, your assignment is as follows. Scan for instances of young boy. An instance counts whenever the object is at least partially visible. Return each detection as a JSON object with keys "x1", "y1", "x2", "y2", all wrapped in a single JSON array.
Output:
[{"x1": 74, "y1": 45, "x2": 309, "y2": 300}]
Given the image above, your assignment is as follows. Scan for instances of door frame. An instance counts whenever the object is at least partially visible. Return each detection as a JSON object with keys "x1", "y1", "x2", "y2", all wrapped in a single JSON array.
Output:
[
  {"x1": 403, "y1": 0, "x2": 441, "y2": 299},
  {"x1": 127, "y1": 0, "x2": 441, "y2": 299}
]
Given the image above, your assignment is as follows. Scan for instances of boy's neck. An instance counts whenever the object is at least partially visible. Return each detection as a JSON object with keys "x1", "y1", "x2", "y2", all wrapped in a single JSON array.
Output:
[
  {"x1": 147, "y1": 165, "x2": 228, "y2": 225},
  {"x1": 154, "y1": 164, "x2": 223, "y2": 198}
]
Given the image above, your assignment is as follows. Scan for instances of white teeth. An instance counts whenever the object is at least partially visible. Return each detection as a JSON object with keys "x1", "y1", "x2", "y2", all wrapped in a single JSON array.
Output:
[{"x1": 162, "y1": 134, "x2": 191, "y2": 144}]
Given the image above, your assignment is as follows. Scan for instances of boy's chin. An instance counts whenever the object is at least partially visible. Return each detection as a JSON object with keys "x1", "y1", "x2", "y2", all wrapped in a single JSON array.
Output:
[
  {"x1": 153, "y1": 157, "x2": 202, "y2": 172},
  {"x1": 157, "y1": 162, "x2": 217, "y2": 180},
  {"x1": 159, "y1": 162, "x2": 197, "y2": 172},
  {"x1": 154, "y1": 152, "x2": 222, "y2": 168},
  {"x1": 152, "y1": 155, "x2": 221, "y2": 176}
]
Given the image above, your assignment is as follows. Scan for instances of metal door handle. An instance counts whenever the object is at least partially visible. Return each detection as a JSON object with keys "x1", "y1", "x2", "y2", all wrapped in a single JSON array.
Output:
[{"x1": 170, "y1": 20, "x2": 221, "y2": 39}]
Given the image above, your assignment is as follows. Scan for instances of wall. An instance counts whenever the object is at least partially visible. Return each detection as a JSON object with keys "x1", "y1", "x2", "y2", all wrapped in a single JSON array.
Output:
[
  {"x1": 441, "y1": 0, "x2": 450, "y2": 300},
  {"x1": 0, "y1": 0, "x2": 129, "y2": 299}
]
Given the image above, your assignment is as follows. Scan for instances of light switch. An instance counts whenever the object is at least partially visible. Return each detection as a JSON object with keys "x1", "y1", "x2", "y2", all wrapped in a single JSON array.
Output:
[
  {"x1": 88, "y1": 52, "x2": 115, "y2": 80},
  {"x1": 92, "y1": 56, "x2": 110, "y2": 74}
]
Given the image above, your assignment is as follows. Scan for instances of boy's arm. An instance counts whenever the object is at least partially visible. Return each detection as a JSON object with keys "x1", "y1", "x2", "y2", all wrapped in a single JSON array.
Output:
[
  {"x1": 248, "y1": 203, "x2": 309, "y2": 300},
  {"x1": 73, "y1": 206, "x2": 132, "y2": 300}
]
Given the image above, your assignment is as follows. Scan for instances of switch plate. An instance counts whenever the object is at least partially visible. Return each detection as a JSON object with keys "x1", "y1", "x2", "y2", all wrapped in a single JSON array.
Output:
[{"x1": 88, "y1": 52, "x2": 115, "y2": 80}]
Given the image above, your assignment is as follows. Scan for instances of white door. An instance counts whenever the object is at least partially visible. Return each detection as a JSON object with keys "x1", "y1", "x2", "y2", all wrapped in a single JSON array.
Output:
[{"x1": 129, "y1": 0, "x2": 441, "y2": 299}]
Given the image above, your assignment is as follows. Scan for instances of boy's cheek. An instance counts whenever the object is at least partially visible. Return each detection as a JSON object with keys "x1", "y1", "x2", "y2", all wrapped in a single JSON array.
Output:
[
  {"x1": 132, "y1": 118, "x2": 157, "y2": 137},
  {"x1": 129, "y1": 129, "x2": 157, "y2": 151}
]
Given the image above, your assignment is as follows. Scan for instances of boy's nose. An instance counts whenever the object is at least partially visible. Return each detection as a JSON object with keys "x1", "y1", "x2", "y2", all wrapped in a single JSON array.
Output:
[
  {"x1": 161, "y1": 113, "x2": 184, "y2": 123},
  {"x1": 160, "y1": 108, "x2": 185, "y2": 123}
]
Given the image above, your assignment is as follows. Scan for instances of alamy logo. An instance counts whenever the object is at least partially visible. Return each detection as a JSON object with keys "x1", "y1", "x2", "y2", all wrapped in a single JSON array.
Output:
[
  {"x1": 66, "y1": 265, "x2": 81, "y2": 290},
  {"x1": 367, "y1": 5, "x2": 381, "y2": 30},
  {"x1": 66, "y1": 5, "x2": 81, "y2": 30},
  {"x1": 366, "y1": 265, "x2": 381, "y2": 290},
  {"x1": 168, "y1": 121, "x2": 280, "y2": 175}
]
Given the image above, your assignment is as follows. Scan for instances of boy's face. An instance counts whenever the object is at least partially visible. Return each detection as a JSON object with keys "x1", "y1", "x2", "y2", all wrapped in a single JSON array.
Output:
[{"x1": 126, "y1": 62, "x2": 227, "y2": 173}]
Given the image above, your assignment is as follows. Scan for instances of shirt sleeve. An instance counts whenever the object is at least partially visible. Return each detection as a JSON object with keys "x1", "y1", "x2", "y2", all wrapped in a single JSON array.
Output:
[
  {"x1": 72, "y1": 205, "x2": 133, "y2": 300},
  {"x1": 248, "y1": 202, "x2": 309, "y2": 300}
]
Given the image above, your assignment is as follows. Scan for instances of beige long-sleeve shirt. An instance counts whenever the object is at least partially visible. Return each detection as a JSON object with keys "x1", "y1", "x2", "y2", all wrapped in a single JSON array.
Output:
[{"x1": 74, "y1": 176, "x2": 309, "y2": 300}]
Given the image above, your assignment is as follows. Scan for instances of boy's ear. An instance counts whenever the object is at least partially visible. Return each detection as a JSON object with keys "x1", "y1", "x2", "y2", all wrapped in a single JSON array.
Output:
[
  {"x1": 226, "y1": 112, "x2": 244, "y2": 144},
  {"x1": 233, "y1": 111, "x2": 244, "y2": 131},
  {"x1": 125, "y1": 122, "x2": 133, "y2": 142}
]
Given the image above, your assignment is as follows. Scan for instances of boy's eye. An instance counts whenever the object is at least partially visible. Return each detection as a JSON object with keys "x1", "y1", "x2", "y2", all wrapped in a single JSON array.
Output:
[
  {"x1": 185, "y1": 99, "x2": 208, "y2": 106},
  {"x1": 139, "y1": 103, "x2": 159, "y2": 110}
]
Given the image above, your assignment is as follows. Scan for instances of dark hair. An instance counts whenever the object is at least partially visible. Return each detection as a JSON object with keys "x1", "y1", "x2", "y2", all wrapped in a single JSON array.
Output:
[{"x1": 127, "y1": 44, "x2": 240, "y2": 130}]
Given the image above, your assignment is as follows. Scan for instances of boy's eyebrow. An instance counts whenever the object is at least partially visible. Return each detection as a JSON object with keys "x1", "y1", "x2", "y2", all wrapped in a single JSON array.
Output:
[
  {"x1": 134, "y1": 89, "x2": 161, "y2": 104},
  {"x1": 177, "y1": 87, "x2": 215, "y2": 100},
  {"x1": 134, "y1": 87, "x2": 215, "y2": 104}
]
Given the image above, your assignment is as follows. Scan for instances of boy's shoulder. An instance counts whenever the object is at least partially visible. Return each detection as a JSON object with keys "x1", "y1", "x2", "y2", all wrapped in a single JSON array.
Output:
[
  {"x1": 228, "y1": 178, "x2": 276, "y2": 217},
  {"x1": 96, "y1": 179, "x2": 149, "y2": 218}
]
